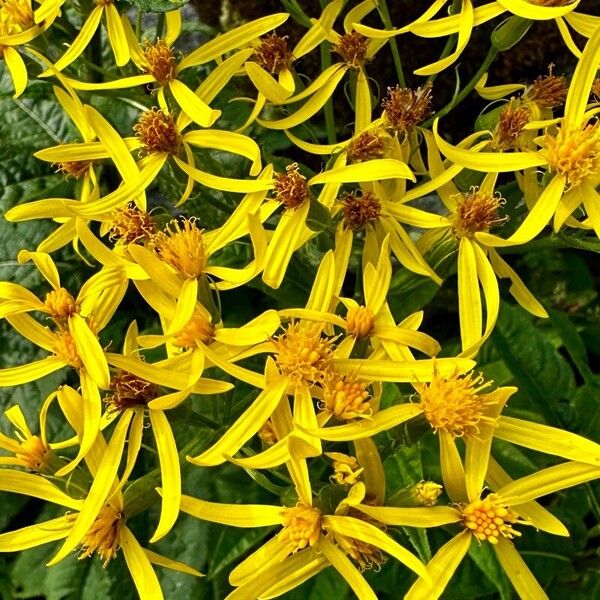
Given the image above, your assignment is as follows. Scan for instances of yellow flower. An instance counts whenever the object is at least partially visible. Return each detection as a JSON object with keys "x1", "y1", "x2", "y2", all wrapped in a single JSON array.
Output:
[
  {"x1": 178, "y1": 465, "x2": 430, "y2": 600},
  {"x1": 358, "y1": 456, "x2": 600, "y2": 600},
  {"x1": 40, "y1": 0, "x2": 131, "y2": 72},
  {"x1": 355, "y1": 0, "x2": 592, "y2": 75},
  {"x1": 307, "y1": 364, "x2": 600, "y2": 502},
  {"x1": 433, "y1": 26, "x2": 600, "y2": 246},
  {"x1": 57, "y1": 11, "x2": 288, "y2": 129},
  {"x1": 258, "y1": 0, "x2": 389, "y2": 132},
  {"x1": 0, "y1": 460, "x2": 202, "y2": 599}
]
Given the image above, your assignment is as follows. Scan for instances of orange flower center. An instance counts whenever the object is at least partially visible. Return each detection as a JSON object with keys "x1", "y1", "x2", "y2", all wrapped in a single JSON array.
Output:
[
  {"x1": 143, "y1": 39, "x2": 176, "y2": 85},
  {"x1": 52, "y1": 330, "x2": 83, "y2": 368},
  {"x1": 173, "y1": 307, "x2": 215, "y2": 349},
  {"x1": 79, "y1": 504, "x2": 123, "y2": 566},
  {"x1": 462, "y1": 496, "x2": 521, "y2": 544},
  {"x1": 346, "y1": 129, "x2": 388, "y2": 163},
  {"x1": 56, "y1": 161, "x2": 91, "y2": 179},
  {"x1": 108, "y1": 203, "x2": 157, "y2": 245},
  {"x1": 0, "y1": 0, "x2": 33, "y2": 36},
  {"x1": 321, "y1": 373, "x2": 371, "y2": 420},
  {"x1": 134, "y1": 108, "x2": 181, "y2": 155},
  {"x1": 451, "y1": 187, "x2": 507, "y2": 238},
  {"x1": 273, "y1": 322, "x2": 334, "y2": 384},
  {"x1": 491, "y1": 100, "x2": 531, "y2": 151},
  {"x1": 417, "y1": 369, "x2": 494, "y2": 438},
  {"x1": 152, "y1": 218, "x2": 207, "y2": 278},
  {"x1": 44, "y1": 287, "x2": 79, "y2": 323},
  {"x1": 279, "y1": 503, "x2": 321, "y2": 552},
  {"x1": 382, "y1": 82, "x2": 432, "y2": 136},
  {"x1": 345, "y1": 305, "x2": 375, "y2": 339},
  {"x1": 15, "y1": 435, "x2": 50, "y2": 472},
  {"x1": 542, "y1": 122, "x2": 600, "y2": 189}
]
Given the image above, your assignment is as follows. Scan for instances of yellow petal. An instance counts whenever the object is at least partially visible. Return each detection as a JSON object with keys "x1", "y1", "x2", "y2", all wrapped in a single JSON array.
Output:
[
  {"x1": 486, "y1": 457, "x2": 569, "y2": 536},
  {"x1": 120, "y1": 527, "x2": 164, "y2": 600},
  {"x1": 245, "y1": 61, "x2": 293, "y2": 103},
  {"x1": 164, "y1": 8, "x2": 182, "y2": 46},
  {"x1": 293, "y1": 0, "x2": 343, "y2": 57},
  {"x1": 173, "y1": 157, "x2": 272, "y2": 193},
  {"x1": 18, "y1": 249, "x2": 60, "y2": 289},
  {"x1": 433, "y1": 119, "x2": 545, "y2": 172},
  {"x1": 414, "y1": 0, "x2": 474, "y2": 76},
  {"x1": 496, "y1": 416, "x2": 600, "y2": 466},
  {"x1": 493, "y1": 537, "x2": 548, "y2": 600},
  {"x1": 310, "y1": 158, "x2": 415, "y2": 185},
  {"x1": 322, "y1": 515, "x2": 430, "y2": 581},
  {"x1": 439, "y1": 430, "x2": 468, "y2": 503},
  {"x1": 405, "y1": 531, "x2": 472, "y2": 600},
  {"x1": 48, "y1": 6, "x2": 103, "y2": 73},
  {"x1": 496, "y1": 461, "x2": 600, "y2": 506},
  {"x1": 497, "y1": 0, "x2": 579, "y2": 20},
  {"x1": 258, "y1": 65, "x2": 348, "y2": 130},
  {"x1": 0, "y1": 470, "x2": 82, "y2": 509},
  {"x1": 263, "y1": 202, "x2": 311, "y2": 289},
  {"x1": 355, "y1": 503, "x2": 462, "y2": 528},
  {"x1": 178, "y1": 13, "x2": 289, "y2": 70},
  {"x1": 332, "y1": 357, "x2": 475, "y2": 381},
  {"x1": 149, "y1": 410, "x2": 181, "y2": 542},
  {"x1": 179, "y1": 494, "x2": 282, "y2": 527},
  {"x1": 353, "y1": 438, "x2": 385, "y2": 504},
  {"x1": 69, "y1": 314, "x2": 110, "y2": 389},
  {"x1": 169, "y1": 80, "x2": 221, "y2": 128},
  {"x1": 183, "y1": 129, "x2": 262, "y2": 175},
  {"x1": 0, "y1": 516, "x2": 71, "y2": 552},
  {"x1": 0, "y1": 357, "x2": 65, "y2": 387},
  {"x1": 48, "y1": 411, "x2": 133, "y2": 566},
  {"x1": 54, "y1": 372, "x2": 101, "y2": 477},
  {"x1": 127, "y1": 244, "x2": 181, "y2": 297},
  {"x1": 227, "y1": 436, "x2": 293, "y2": 469},
  {"x1": 105, "y1": 3, "x2": 129, "y2": 66},
  {"x1": 145, "y1": 548, "x2": 203, "y2": 577},
  {"x1": 305, "y1": 250, "x2": 335, "y2": 312},
  {"x1": 187, "y1": 377, "x2": 288, "y2": 466},
  {"x1": 315, "y1": 536, "x2": 378, "y2": 600},
  {"x1": 488, "y1": 249, "x2": 547, "y2": 318},
  {"x1": 61, "y1": 73, "x2": 155, "y2": 91},
  {"x1": 3, "y1": 47, "x2": 27, "y2": 97}
]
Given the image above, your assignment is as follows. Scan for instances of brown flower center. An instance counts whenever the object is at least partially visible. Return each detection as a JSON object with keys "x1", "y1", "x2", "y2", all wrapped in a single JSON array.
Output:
[
  {"x1": 382, "y1": 82, "x2": 432, "y2": 136},
  {"x1": 274, "y1": 163, "x2": 310, "y2": 210},
  {"x1": 143, "y1": 39, "x2": 176, "y2": 85},
  {"x1": 346, "y1": 129, "x2": 388, "y2": 163},
  {"x1": 451, "y1": 187, "x2": 507, "y2": 238},
  {"x1": 333, "y1": 31, "x2": 369, "y2": 69},
  {"x1": 105, "y1": 371, "x2": 157, "y2": 412},
  {"x1": 340, "y1": 191, "x2": 381, "y2": 231},
  {"x1": 134, "y1": 108, "x2": 181, "y2": 155},
  {"x1": 253, "y1": 33, "x2": 293, "y2": 74}
]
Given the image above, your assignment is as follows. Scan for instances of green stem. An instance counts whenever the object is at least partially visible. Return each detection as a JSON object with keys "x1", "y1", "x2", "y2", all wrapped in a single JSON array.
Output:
[
  {"x1": 422, "y1": 46, "x2": 498, "y2": 127},
  {"x1": 377, "y1": 0, "x2": 405, "y2": 87},
  {"x1": 136, "y1": 9, "x2": 142, "y2": 40}
]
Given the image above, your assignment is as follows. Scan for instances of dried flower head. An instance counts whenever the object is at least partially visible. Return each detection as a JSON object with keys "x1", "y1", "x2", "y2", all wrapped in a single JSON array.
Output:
[
  {"x1": 333, "y1": 31, "x2": 369, "y2": 69},
  {"x1": 253, "y1": 33, "x2": 293, "y2": 74},
  {"x1": 382, "y1": 82, "x2": 432, "y2": 136},
  {"x1": 340, "y1": 191, "x2": 381, "y2": 231}
]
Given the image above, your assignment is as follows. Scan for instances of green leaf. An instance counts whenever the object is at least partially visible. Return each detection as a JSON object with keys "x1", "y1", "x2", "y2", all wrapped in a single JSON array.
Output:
[
  {"x1": 123, "y1": 0, "x2": 189, "y2": 13},
  {"x1": 468, "y1": 541, "x2": 512, "y2": 600},
  {"x1": 491, "y1": 302, "x2": 575, "y2": 423},
  {"x1": 547, "y1": 307, "x2": 595, "y2": 384}
]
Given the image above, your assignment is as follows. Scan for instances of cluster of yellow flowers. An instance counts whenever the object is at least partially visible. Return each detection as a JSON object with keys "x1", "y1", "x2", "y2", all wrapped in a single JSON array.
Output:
[{"x1": 1, "y1": 0, "x2": 600, "y2": 598}]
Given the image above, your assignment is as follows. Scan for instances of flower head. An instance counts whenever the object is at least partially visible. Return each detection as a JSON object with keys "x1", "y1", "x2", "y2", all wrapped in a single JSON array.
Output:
[
  {"x1": 104, "y1": 371, "x2": 157, "y2": 413},
  {"x1": 152, "y1": 218, "x2": 207, "y2": 278},
  {"x1": 451, "y1": 187, "x2": 507, "y2": 238},
  {"x1": 346, "y1": 129, "x2": 388, "y2": 163},
  {"x1": 382, "y1": 82, "x2": 432, "y2": 136},
  {"x1": 108, "y1": 203, "x2": 157, "y2": 245},
  {"x1": 274, "y1": 163, "x2": 310, "y2": 210},
  {"x1": 173, "y1": 306, "x2": 215, "y2": 349},
  {"x1": 461, "y1": 495, "x2": 521, "y2": 544},
  {"x1": 541, "y1": 122, "x2": 600, "y2": 189},
  {"x1": 44, "y1": 288, "x2": 79, "y2": 323},
  {"x1": 321, "y1": 372, "x2": 371, "y2": 420},
  {"x1": 134, "y1": 108, "x2": 181, "y2": 155},
  {"x1": 279, "y1": 503, "x2": 321, "y2": 552},
  {"x1": 253, "y1": 33, "x2": 293, "y2": 74},
  {"x1": 79, "y1": 503, "x2": 124, "y2": 567},
  {"x1": 333, "y1": 31, "x2": 369, "y2": 69},
  {"x1": 142, "y1": 39, "x2": 176, "y2": 86},
  {"x1": 273, "y1": 322, "x2": 334, "y2": 383},
  {"x1": 416, "y1": 369, "x2": 495, "y2": 438},
  {"x1": 340, "y1": 191, "x2": 381, "y2": 231},
  {"x1": 526, "y1": 66, "x2": 568, "y2": 109}
]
